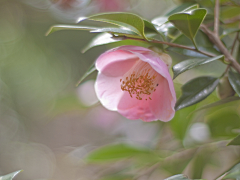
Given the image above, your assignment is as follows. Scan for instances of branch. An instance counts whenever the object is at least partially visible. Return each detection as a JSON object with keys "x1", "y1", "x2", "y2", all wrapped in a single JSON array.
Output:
[
  {"x1": 118, "y1": 36, "x2": 216, "y2": 57},
  {"x1": 214, "y1": 0, "x2": 220, "y2": 35},
  {"x1": 201, "y1": 24, "x2": 240, "y2": 74}
]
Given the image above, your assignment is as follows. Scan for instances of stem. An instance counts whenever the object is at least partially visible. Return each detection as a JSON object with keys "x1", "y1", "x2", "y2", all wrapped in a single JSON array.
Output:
[
  {"x1": 221, "y1": 32, "x2": 239, "y2": 78},
  {"x1": 192, "y1": 39, "x2": 199, "y2": 50},
  {"x1": 201, "y1": 24, "x2": 240, "y2": 74},
  {"x1": 119, "y1": 36, "x2": 216, "y2": 57},
  {"x1": 214, "y1": 0, "x2": 220, "y2": 35}
]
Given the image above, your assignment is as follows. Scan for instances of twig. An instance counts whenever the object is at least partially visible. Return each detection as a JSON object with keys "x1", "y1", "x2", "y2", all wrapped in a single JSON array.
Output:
[
  {"x1": 201, "y1": 24, "x2": 240, "y2": 74},
  {"x1": 221, "y1": 32, "x2": 239, "y2": 77},
  {"x1": 214, "y1": 0, "x2": 220, "y2": 35},
  {"x1": 119, "y1": 36, "x2": 216, "y2": 57}
]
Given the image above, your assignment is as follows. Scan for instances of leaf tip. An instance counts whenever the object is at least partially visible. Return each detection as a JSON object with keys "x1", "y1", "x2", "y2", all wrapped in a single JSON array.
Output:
[
  {"x1": 77, "y1": 16, "x2": 87, "y2": 23},
  {"x1": 45, "y1": 27, "x2": 53, "y2": 36}
]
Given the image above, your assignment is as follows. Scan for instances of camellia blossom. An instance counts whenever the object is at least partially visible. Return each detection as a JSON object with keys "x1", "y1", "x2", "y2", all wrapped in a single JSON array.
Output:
[{"x1": 95, "y1": 46, "x2": 176, "y2": 122}]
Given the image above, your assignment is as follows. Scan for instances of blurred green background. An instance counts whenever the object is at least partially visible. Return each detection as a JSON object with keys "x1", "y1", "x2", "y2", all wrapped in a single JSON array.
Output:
[{"x1": 0, "y1": 0, "x2": 240, "y2": 180}]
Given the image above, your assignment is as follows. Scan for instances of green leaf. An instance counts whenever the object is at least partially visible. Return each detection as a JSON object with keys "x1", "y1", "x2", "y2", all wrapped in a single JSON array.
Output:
[
  {"x1": 151, "y1": 16, "x2": 168, "y2": 26},
  {"x1": 228, "y1": 69, "x2": 240, "y2": 96},
  {"x1": 86, "y1": 144, "x2": 152, "y2": 163},
  {"x1": 76, "y1": 63, "x2": 96, "y2": 87},
  {"x1": 175, "y1": 76, "x2": 219, "y2": 111},
  {"x1": 80, "y1": 12, "x2": 149, "y2": 40},
  {"x1": 228, "y1": 134, "x2": 240, "y2": 146},
  {"x1": 0, "y1": 170, "x2": 22, "y2": 180},
  {"x1": 172, "y1": 55, "x2": 224, "y2": 79},
  {"x1": 168, "y1": 8, "x2": 207, "y2": 49},
  {"x1": 194, "y1": 96, "x2": 240, "y2": 112},
  {"x1": 181, "y1": 4, "x2": 199, "y2": 12},
  {"x1": 220, "y1": 27, "x2": 240, "y2": 39},
  {"x1": 170, "y1": 30, "x2": 220, "y2": 57},
  {"x1": 151, "y1": 17, "x2": 175, "y2": 38},
  {"x1": 223, "y1": 163, "x2": 240, "y2": 179},
  {"x1": 143, "y1": 20, "x2": 165, "y2": 41},
  {"x1": 221, "y1": 6, "x2": 240, "y2": 21},
  {"x1": 82, "y1": 33, "x2": 150, "y2": 53},
  {"x1": 164, "y1": 174, "x2": 190, "y2": 180},
  {"x1": 45, "y1": 25, "x2": 97, "y2": 36},
  {"x1": 90, "y1": 27, "x2": 141, "y2": 38},
  {"x1": 207, "y1": 110, "x2": 240, "y2": 138},
  {"x1": 82, "y1": 33, "x2": 120, "y2": 53},
  {"x1": 165, "y1": 3, "x2": 196, "y2": 16}
]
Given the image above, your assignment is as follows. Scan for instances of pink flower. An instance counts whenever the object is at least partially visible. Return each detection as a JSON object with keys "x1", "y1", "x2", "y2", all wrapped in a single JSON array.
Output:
[{"x1": 94, "y1": 46, "x2": 176, "y2": 122}]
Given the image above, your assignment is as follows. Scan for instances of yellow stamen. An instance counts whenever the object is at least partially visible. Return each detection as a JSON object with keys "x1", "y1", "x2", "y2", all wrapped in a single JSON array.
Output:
[{"x1": 120, "y1": 60, "x2": 160, "y2": 100}]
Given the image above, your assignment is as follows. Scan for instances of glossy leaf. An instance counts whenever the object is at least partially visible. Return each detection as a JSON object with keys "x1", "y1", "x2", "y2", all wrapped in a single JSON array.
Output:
[
  {"x1": 228, "y1": 134, "x2": 240, "y2": 146},
  {"x1": 152, "y1": 16, "x2": 168, "y2": 26},
  {"x1": 223, "y1": 163, "x2": 240, "y2": 179},
  {"x1": 143, "y1": 19, "x2": 165, "y2": 41},
  {"x1": 173, "y1": 55, "x2": 224, "y2": 79},
  {"x1": 170, "y1": 30, "x2": 220, "y2": 57},
  {"x1": 0, "y1": 170, "x2": 22, "y2": 180},
  {"x1": 82, "y1": 33, "x2": 150, "y2": 53},
  {"x1": 165, "y1": 3, "x2": 196, "y2": 16},
  {"x1": 143, "y1": 19, "x2": 160, "y2": 34},
  {"x1": 82, "y1": 33, "x2": 121, "y2": 53},
  {"x1": 46, "y1": 25, "x2": 97, "y2": 36},
  {"x1": 220, "y1": 28, "x2": 240, "y2": 39},
  {"x1": 80, "y1": 12, "x2": 149, "y2": 39},
  {"x1": 194, "y1": 96, "x2": 240, "y2": 112},
  {"x1": 164, "y1": 174, "x2": 190, "y2": 180},
  {"x1": 228, "y1": 69, "x2": 240, "y2": 96},
  {"x1": 76, "y1": 63, "x2": 96, "y2": 87},
  {"x1": 86, "y1": 144, "x2": 151, "y2": 162},
  {"x1": 90, "y1": 27, "x2": 140, "y2": 38},
  {"x1": 175, "y1": 76, "x2": 219, "y2": 111},
  {"x1": 168, "y1": 8, "x2": 207, "y2": 48}
]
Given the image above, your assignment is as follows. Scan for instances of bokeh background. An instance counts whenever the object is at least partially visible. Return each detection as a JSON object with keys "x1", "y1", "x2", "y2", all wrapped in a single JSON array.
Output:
[{"x1": 0, "y1": 0, "x2": 240, "y2": 180}]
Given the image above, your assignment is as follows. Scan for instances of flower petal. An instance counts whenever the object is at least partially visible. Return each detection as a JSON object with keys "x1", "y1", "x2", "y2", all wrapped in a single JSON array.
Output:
[
  {"x1": 96, "y1": 49, "x2": 138, "y2": 76},
  {"x1": 150, "y1": 77, "x2": 175, "y2": 121},
  {"x1": 126, "y1": 50, "x2": 176, "y2": 104},
  {"x1": 95, "y1": 73, "x2": 123, "y2": 111},
  {"x1": 117, "y1": 92, "x2": 157, "y2": 121}
]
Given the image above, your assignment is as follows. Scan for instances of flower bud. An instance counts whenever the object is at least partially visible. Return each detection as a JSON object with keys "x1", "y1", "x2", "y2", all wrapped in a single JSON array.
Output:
[{"x1": 216, "y1": 76, "x2": 235, "y2": 99}]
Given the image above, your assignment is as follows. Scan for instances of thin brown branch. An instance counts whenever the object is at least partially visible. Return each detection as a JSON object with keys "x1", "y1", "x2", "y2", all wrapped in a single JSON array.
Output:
[
  {"x1": 214, "y1": 0, "x2": 220, "y2": 35},
  {"x1": 201, "y1": 24, "x2": 240, "y2": 74},
  {"x1": 118, "y1": 36, "x2": 216, "y2": 57}
]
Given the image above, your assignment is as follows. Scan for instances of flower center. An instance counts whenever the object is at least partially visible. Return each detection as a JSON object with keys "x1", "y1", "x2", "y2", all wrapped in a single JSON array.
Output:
[{"x1": 120, "y1": 60, "x2": 160, "y2": 100}]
